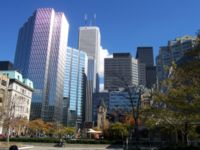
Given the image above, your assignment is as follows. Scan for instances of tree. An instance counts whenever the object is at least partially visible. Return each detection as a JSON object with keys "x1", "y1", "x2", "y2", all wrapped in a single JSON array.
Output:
[
  {"x1": 63, "y1": 127, "x2": 75, "y2": 137},
  {"x1": 11, "y1": 117, "x2": 28, "y2": 136},
  {"x1": 108, "y1": 122, "x2": 128, "y2": 140},
  {"x1": 111, "y1": 72, "x2": 145, "y2": 150},
  {"x1": 53, "y1": 125, "x2": 75, "y2": 138},
  {"x1": 143, "y1": 33, "x2": 200, "y2": 145},
  {"x1": 28, "y1": 119, "x2": 49, "y2": 136},
  {"x1": 2, "y1": 94, "x2": 22, "y2": 143}
]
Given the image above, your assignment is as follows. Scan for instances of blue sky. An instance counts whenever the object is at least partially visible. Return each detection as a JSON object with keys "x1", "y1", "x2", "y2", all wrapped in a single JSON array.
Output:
[{"x1": 0, "y1": 0, "x2": 200, "y2": 63}]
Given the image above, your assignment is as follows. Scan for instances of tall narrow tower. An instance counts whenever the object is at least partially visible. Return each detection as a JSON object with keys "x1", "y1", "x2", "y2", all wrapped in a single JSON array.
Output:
[
  {"x1": 78, "y1": 26, "x2": 101, "y2": 122},
  {"x1": 14, "y1": 8, "x2": 69, "y2": 122},
  {"x1": 136, "y1": 47, "x2": 156, "y2": 88}
]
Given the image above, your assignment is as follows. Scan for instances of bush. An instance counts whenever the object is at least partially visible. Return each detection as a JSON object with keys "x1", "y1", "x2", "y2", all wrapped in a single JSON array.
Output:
[
  {"x1": 0, "y1": 137, "x2": 59, "y2": 143},
  {"x1": 66, "y1": 139, "x2": 115, "y2": 144},
  {"x1": 0, "y1": 137, "x2": 119, "y2": 144}
]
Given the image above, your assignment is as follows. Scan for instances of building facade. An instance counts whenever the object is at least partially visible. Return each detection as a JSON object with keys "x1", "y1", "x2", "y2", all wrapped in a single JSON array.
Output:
[
  {"x1": 104, "y1": 53, "x2": 138, "y2": 91},
  {"x1": 0, "y1": 75, "x2": 9, "y2": 134},
  {"x1": 0, "y1": 61, "x2": 13, "y2": 71},
  {"x1": 156, "y1": 35, "x2": 196, "y2": 82},
  {"x1": 0, "y1": 71, "x2": 34, "y2": 119},
  {"x1": 136, "y1": 47, "x2": 156, "y2": 88},
  {"x1": 136, "y1": 47, "x2": 154, "y2": 66},
  {"x1": 63, "y1": 47, "x2": 87, "y2": 127},
  {"x1": 156, "y1": 46, "x2": 171, "y2": 82},
  {"x1": 0, "y1": 71, "x2": 33, "y2": 134},
  {"x1": 97, "y1": 99, "x2": 107, "y2": 130},
  {"x1": 109, "y1": 90, "x2": 139, "y2": 112},
  {"x1": 78, "y1": 26, "x2": 101, "y2": 122},
  {"x1": 14, "y1": 8, "x2": 69, "y2": 122},
  {"x1": 138, "y1": 63, "x2": 146, "y2": 86}
]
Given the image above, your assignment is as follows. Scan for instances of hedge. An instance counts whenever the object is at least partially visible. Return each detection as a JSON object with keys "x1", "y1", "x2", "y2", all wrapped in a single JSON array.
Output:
[
  {"x1": 0, "y1": 137, "x2": 121, "y2": 144},
  {"x1": 0, "y1": 137, "x2": 59, "y2": 143}
]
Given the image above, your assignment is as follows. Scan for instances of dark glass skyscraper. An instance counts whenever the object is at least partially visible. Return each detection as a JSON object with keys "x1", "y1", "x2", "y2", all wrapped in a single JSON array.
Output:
[
  {"x1": 14, "y1": 8, "x2": 69, "y2": 122},
  {"x1": 136, "y1": 47, "x2": 156, "y2": 88},
  {"x1": 136, "y1": 47, "x2": 154, "y2": 67}
]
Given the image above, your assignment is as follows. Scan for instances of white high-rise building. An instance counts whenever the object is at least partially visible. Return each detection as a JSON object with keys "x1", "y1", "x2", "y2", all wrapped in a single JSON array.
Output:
[
  {"x1": 78, "y1": 26, "x2": 101, "y2": 122},
  {"x1": 132, "y1": 58, "x2": 139, "y2": 86}
]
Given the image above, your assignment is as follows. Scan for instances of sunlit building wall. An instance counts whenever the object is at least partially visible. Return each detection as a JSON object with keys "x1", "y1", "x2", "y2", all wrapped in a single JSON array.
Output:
[
  {"x1": 14, "y1": 8, "x2": 69, "y2": 122},
  {"x1": 104, "y1": 53, "x2": 138, "y2": 91},
  {"x1": 63, "y1": 47, "x2": 87, "y2": 127},
  {"x1": 78, "y1": 26, "x2": 101, "y2": 122}
]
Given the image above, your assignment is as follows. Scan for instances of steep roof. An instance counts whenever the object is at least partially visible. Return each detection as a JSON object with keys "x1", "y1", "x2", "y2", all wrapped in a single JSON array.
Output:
[{"x1": 97, "y1": 98, "x2": 106, "y2": 108}]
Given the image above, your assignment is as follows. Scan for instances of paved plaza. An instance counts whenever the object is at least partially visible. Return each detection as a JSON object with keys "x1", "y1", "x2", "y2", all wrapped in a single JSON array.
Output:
[{"x1": 19, "y1": 144, "x2": 123, "y2": 150}]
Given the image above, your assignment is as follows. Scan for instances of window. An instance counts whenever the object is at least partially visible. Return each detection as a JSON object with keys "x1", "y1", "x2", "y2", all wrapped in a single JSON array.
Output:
[{"x1": 1, "y1": 80, "x2": 7, "y2": 86}]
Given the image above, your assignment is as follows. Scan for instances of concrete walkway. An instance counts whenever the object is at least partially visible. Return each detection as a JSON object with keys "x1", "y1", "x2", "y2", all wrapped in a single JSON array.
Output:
[{"x1": 5, "y1": 143, "x2": 123, "y2": 150}]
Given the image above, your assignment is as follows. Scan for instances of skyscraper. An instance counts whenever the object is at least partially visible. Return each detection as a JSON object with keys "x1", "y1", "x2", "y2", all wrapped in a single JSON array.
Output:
[
  {"x1": 136, "y1": 47, "x2": 154, "y2": 66},
  {"x1": 78, "y1": 26, "x2": 101, "y2": 122},
  {"x1": 156, "y1": 46, "x2": 171, "y2": 82},
  {"x1": 156, "y1": 35, "x2": 196, "y2": 82},
  {"x1": 104, "y1": 53, "x2": 138, "y2": 91},
  {"x1": 136, "y1": 47, "x2": 156, "y2": 88},
  {"x1": 14, "y1": 8, "x2": 69, "y2": 122},
  {"x1": 63, "y1": 47, "x2": 87, "y2": 127}
]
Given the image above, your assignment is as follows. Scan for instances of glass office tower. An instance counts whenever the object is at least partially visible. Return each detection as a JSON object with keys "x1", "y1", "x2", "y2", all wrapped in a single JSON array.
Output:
[
  {"x1": 14, "y1": 8, "x2": 69, "y2": 122},
  {"x1": 63, "y1": 47, "x2": 87, "y2": 127}
]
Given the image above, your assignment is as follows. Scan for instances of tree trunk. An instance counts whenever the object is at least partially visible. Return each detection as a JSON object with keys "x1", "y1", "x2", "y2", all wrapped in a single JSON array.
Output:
[
  {"x1": 175, "y1": 130, "x2": 178, "y2": 144},
  {"x1": 133, "y1": 117, "x2": 139, "y2": 150},
  {"x1": 184, "y1": 122, "x2": 188, "y2": 145},
  {"x1": 7, "y1": 126, "x2": 10, "y2": 144}
]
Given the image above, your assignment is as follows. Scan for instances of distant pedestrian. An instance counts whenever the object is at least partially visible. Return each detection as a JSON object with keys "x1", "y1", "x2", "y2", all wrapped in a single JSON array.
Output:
[{"x1": 9, "y1": 145, "x2": 18, "y2": 150}]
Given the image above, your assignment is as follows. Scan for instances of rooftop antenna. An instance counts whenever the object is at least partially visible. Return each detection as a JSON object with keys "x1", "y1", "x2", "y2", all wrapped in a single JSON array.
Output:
[
  {"x1": 89, "y1": 19, "x2": 92, "y2": 26},
  {"x1": 84, "y1": 13, "x2": 88, "y2": 26},
  {"x1": 93, "y1": 13, "x2": 96, "y2": 26}
]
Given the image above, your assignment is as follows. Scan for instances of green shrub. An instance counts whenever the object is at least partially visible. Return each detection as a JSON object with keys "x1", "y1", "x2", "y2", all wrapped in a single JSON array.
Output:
[
  {"x1": 66, "y1": 139, "x2": 114, "y2": 144},
  {"x1": 0, "y1": 137, "x2": 59, "y2": 143},
  {"x1": 0, "y1": 137, "x2": 118, "y2": 144}
]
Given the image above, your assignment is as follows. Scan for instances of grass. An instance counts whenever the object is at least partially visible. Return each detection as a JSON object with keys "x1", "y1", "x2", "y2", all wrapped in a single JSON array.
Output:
[{"x1": 0, "y1": 141, "x2": 24, "y2": 149}]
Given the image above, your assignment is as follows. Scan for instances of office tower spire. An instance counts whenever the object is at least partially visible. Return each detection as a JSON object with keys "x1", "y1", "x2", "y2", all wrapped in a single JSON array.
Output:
[{"x1": 14, "y1": 8, "x2": 69, "y2": 122}]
